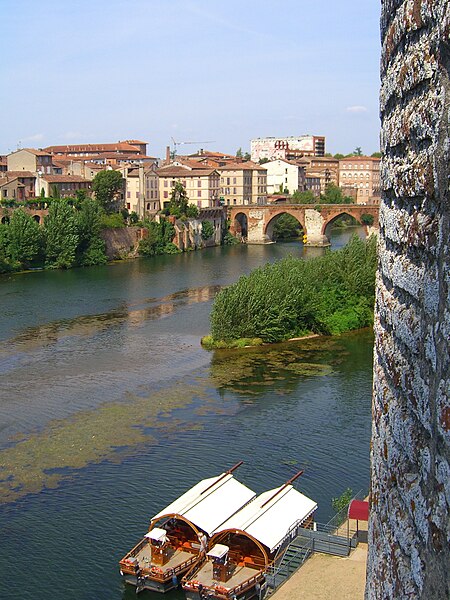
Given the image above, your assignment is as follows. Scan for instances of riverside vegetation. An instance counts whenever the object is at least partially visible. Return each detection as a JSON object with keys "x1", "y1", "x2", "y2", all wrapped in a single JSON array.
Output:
[
  {"x1": 202, "y1": 235, "x2": 377, "y2": 348},
  {"x1": 0, "y1": 197, "x2": 107, "y2": 273}
]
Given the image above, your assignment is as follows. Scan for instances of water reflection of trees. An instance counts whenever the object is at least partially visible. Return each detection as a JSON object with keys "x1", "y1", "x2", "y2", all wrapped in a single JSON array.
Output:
[{"x1": 208, "y1": 340, "x2": 340, "y2": 398}]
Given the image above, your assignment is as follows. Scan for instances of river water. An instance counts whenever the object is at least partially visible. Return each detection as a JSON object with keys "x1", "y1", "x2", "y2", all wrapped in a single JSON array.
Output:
[{"x1": 0, "y1": 228, "x2": 372, "y2": 600}]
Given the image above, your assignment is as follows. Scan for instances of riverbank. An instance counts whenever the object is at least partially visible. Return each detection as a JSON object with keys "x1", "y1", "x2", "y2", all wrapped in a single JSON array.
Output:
[
  {"x1": 272, "y1": 519, "x2": 368, "y2": 600},
  {"x1": 201, "y1": 332, "x2": 320, "y2": 349}
]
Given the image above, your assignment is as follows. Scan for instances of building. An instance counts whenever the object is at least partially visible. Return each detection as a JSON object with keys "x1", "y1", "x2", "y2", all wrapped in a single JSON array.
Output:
[
  {"x1": 338, "y1": 156, "x2": 381, "y2": 204},
  {"x1": 157, "y1": 164, "x2": 220, "y2": 209},
  {"x1": 7, "y1": 148, "x2": 55, "y2": 175},
  {"x1": 0, "y1": 171, "x2": 36, "y2": 201},
  {"x1": 217, "y1": 161, "x2": 267, "y2": 206},
  {"x1": 305, "y1": 176, "x2": 321, "y2": 197},
  {"x1": 297, "y1": 156, "x2": 339, "y2": 195},
  {"x1": 121, "y1": 164, "x2": 160, "y2": 217},
  {"x1": 263, "y1": 159, "x2": 306, "y2": 195},
  {"x1": 44, "y1": 140, "x2": 148, "y2": 158},
  {"x1": 250, "y1": 135, "x2": 325, "y2": 163},
  {"x1": 39, "y1": 174, "x2": 92, "y2": 198}
]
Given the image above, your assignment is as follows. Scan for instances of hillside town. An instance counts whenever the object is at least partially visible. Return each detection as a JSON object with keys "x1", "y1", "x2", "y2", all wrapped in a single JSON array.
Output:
[{"x1": 0, "y1": 134, "x2": 381, "y2": 222}]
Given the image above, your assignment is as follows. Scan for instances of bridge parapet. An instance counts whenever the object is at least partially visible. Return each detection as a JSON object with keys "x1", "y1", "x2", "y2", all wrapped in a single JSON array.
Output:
[{"x1": 229, "y1": 203, "x2": 379, "y2": 246}]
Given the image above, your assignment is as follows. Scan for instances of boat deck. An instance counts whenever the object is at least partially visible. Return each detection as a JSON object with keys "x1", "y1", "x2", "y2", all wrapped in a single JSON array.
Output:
[
  {"x1": 194, "y1": 561, "x2": 259, "y2": 590},
  {"x1": 134, "y1": 544, "x2": 194, "y2": 572}
]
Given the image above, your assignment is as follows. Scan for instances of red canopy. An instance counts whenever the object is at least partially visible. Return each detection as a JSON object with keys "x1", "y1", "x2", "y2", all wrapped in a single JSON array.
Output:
[{"x1": 348, "y1": 499, "x2": 369, "y2": 521}]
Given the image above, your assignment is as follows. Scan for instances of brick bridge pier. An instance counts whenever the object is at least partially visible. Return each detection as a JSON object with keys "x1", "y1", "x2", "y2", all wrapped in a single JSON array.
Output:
[{"x1": 229, "y1": 203, "x2": 379, "y2": 246}]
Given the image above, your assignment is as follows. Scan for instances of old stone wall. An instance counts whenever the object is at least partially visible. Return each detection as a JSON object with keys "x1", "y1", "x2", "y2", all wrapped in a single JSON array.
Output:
[
  {"x1": 366, "y1": 1, "x2": 449, "y2": 598},
  {"x1": 100, "y1": 227, "x2": 145, "y2": 259}
]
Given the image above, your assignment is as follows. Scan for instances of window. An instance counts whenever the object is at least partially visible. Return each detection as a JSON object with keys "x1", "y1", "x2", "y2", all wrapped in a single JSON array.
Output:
[
  {"x1": 233, "y1": 177, "x2": 236, "y2": 184},
  {"x1": 127, "y1": 191, "x2": 131, "y2": 198},
  {"x1": 164, "y1": 180, "x2": 168, "y2": 187},
  {"x1": 227, "y1": 177, "x2": 230, "y2": 185},
  {"x1": 146, "y1": 203, "x2": 150, "y2": 209},
  {"x1": 233, "y1": 187, "x2": 237, "y2": 194},
  {"x1": 2, "y1": 189, "x2": 7, "y2": 198},
  {"x1": 198, "y1": 190, "x2": 201, "y2": 197},
  {"x1": 198, "y1": 180, "x2": 201, "y2": 187},
  {"x1": 126, "y1": 202, "x2": 130, "y2": 209},
  {"x1": 164, "y1": 191, "x2": 168, "y2": 198}
]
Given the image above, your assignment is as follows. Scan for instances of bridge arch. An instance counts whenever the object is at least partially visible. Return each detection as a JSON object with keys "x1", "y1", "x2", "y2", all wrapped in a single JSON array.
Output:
[
  {"x1": 232, "y1": 212, "x2": 248, "y2": 240},
  {"x1": 1, "y1": 216, "x2": 10, "y2": 224},
  {"x1": 264, "y1": 211, "x2": 305, "y2": 242},
  {"x1": 322, "y1": 210, "x2": 368, "y2": 238},
  {"x1": 32, "y1": 214, "x2": 41, "y2": 224}
]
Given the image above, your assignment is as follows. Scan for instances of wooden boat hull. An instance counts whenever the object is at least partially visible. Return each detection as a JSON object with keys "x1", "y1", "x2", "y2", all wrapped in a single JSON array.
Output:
[
  {"x1": 122, "y1": 572, "x2": 179, "y2": 593},
  {"x1": 184, "y1": 579, "x2": 267, "y2": 600}
]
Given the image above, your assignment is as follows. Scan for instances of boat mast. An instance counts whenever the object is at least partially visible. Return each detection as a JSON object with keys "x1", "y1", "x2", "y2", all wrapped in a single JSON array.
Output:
[
  {"x1": 260, "y1": 470, "x2": 304, "y2": 508},
  {"x1": 200, "y1": 461, "x2": 244, "y2": 495}
]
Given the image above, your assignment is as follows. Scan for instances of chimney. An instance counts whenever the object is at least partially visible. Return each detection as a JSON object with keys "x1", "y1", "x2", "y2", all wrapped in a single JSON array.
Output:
[{"x1": 166, "y1": 146, "x2": 171, "y2": 163}]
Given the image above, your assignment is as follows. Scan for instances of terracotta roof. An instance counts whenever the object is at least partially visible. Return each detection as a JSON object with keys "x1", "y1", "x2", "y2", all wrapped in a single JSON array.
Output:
[
  {"x1": 156, "y1": 166, "x2": 218, "y2": 177},
  {"x1": 9, "y1": 148, "x2": 52, "y2": 156},
  {"x1": 218, "y1": 161, "x2": 267, "y2": 171},
  {"x1": 121, "y1": 139, "x2": 148, "y2": 144},
  {"x1": 5, "y1": 171, "x2": 35, "y2": 178},
  {"x1": 44, "y1": 142, "x2": 142, "y2": 154},
  {"x1": 42, "y1": 175, "x2": 91, "y2": 183},
  {"x1": 338, "y1": 156, "x2": 380, "y2": 162}
]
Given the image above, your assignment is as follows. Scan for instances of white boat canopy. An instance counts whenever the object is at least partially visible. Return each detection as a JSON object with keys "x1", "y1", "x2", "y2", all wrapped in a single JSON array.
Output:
[
  {"x1": 213, "y1": 485, "x2": 317, "y2": 553},
  {"x1": 151, "y1": 473, "x2": 256, "y2": 536}
]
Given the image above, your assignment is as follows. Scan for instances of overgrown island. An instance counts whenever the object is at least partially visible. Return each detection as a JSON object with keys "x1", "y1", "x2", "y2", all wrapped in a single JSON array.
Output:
[{"x1": 202, "y1": 234, "x2": 377, "y2": 348}]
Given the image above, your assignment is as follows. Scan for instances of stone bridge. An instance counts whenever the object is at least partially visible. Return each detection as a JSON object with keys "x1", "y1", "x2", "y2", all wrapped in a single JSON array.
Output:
[
  {"x1": 229, "y1": 203, "x2": 380, "y2": 246},
  {"x1": 1, "y1": 206, "x2": 48, "y2": 225}
]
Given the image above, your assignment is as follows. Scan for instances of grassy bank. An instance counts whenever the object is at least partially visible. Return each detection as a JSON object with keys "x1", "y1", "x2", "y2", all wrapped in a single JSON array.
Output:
[{"x1": 204, "y1": 235, "x2": 377, "y2": 347}]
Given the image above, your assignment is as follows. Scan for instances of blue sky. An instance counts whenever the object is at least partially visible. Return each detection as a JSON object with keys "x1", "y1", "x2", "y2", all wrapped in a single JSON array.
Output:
[{"x1": 1, "y1": 0, "x2": 381, "y2": 157}]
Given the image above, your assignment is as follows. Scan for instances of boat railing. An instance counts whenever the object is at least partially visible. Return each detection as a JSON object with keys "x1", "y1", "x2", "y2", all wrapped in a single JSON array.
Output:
[
  {"x1": 227, "y1": 570, "x2": 263, "y2": 597},
  {"x1": 325, "y1": 488, "x2": 365, "y2": 533}
]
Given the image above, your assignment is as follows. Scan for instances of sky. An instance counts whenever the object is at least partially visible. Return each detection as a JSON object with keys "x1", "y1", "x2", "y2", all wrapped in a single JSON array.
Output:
[{"x1": 0, "y1": 0, "x2": 381, "y2": 158}]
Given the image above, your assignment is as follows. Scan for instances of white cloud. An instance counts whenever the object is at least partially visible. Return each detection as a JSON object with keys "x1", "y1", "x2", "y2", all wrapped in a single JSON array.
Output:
[{"x1": 346, "y1": 105, "x2": 368, "y2": 113}]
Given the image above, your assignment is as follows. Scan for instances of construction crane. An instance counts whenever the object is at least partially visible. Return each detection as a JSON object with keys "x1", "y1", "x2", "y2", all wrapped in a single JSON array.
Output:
[{"x1": 171, "y1": 137, "x2": 215, "y2": 157}]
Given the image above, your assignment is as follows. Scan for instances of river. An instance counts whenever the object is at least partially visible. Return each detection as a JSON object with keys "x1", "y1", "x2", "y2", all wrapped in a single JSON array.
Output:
[{"x1": 0, "y1": 227, "x2": 372, "y2": 600}]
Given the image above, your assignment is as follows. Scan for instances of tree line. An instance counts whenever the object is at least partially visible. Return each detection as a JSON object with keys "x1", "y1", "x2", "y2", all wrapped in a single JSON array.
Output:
[{"x1": 0, "y1": 196, "x2": 107, "y2": 273}]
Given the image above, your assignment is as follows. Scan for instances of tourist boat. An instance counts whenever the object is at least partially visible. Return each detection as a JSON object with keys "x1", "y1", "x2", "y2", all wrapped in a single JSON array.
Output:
[
  {"x1": 119, "y1": 462, "x2": 256, "y2": 594},
  {"x1": 182, "y1": 471, "x2": 317, "y2": 600}
]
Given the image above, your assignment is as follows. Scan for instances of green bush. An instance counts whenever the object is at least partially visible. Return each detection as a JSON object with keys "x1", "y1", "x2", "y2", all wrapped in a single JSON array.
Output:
[
  {"x1": 210, "y1": 235, "x2": 377, "y2": 343},
  {"x1": 201, "y1": 220, "x2": 215, "y2": 240},
  {"x1": 361, "y1": 213, "x2": 374, "y2": 226},
  {"x1": 201, "y1": 335, "x2": 263, "y2": 350},
  {"x1": 100, "y1": 213, "x2": 126, "y2": 228},
  {"x1": 223, "y1": 231, "x2": 240, "y2": 245}
]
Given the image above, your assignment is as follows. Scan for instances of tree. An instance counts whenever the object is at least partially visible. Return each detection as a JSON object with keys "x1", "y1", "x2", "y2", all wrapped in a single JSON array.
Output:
[
  {"x1": 7, "y1": 209, "x2": 43, "y2": 268},
  {"x1": 361, "y1": 213, "x2": 375, "y2": 225},
  {"x1": 44, "y1": 200, "x2": 79, "y2": 268},
  {"x1": 291, "y1": 190, "x2": 316, "y2": 204},
  {"x1": 354, "y1": 147, "x2": 363, "y2": 156},
  {"x1": 168, "y1": 181, "x2": 189, "y2": 218},
  {"x1": 333, "y1": 153, "x2": 345, "y2": 159},
  {"x1": 201, "y1": 220, "x2": 214, "y2": 240},
  {"x1": 272, "y1": 214, "x2": 302, "y2": 240},
  {"x1": 92, "y1": 170, "x2": 124, "y2": 213},
  {"x1": 321, "y1": 183, "x2": 354, "y2": 204},
  {"x1": 236, "y1": 147, "x2": 243, "y2": 158},
  {"x1": 371, "y1": 151, "x2": 382, "y2": 158},
  {"x1": 74, "y1": 198, "x2": 107, "y2": 266},
  {"x1": 243, "y1": 152, "x2": 251, "y2": 161},
  {"x1": 259, "y1": 158, "x2": 269, "y2": 165}
]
